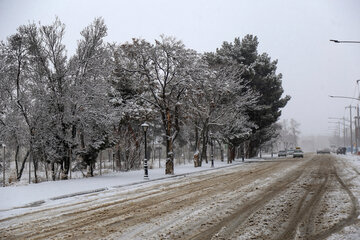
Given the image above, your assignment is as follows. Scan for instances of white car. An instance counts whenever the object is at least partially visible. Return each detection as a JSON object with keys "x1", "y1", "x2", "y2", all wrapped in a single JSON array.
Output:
[{"x1": 293, "y1": 149, "x2": 304, "y2": 158}]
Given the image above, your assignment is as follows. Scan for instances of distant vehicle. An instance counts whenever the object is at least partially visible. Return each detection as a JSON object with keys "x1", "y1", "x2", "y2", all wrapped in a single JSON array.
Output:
[
  {"x1": 287, "y1": 149, "x2": 294, "y2": 155},
  {"x1": 317, "y1": 148, "x2": 331, "y2": 154},
  {"x1": 278, "y1": 150, "x2": 287, "y2": 157},
  {"x1": 336, "y1": 147, "x2": 346, "y2": 155},
  {"x1": 293, "y1": 149, "x2": 304, "y2": 158}
]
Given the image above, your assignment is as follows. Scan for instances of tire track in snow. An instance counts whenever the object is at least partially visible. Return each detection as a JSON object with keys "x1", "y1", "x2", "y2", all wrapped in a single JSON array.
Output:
[
  {"x1": 306, "y1": 162, "x2": 359, "y2": 240},
  {"x1": 276, "y1": 156, "x2": 330, "y2": 240},
  {"x1": 188, "y1": 159, "x2": 311, "y2": 240}
]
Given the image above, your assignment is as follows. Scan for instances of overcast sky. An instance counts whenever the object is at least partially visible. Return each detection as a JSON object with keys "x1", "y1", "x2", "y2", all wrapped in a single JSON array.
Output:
[{"x1": 1, "y1": 0, "x2": 360, "y2": 136}]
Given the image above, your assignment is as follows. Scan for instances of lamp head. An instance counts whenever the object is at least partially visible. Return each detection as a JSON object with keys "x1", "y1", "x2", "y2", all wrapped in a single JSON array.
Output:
[{"x1": 141, "y1": 122, "x2": 149, "y2": 132}]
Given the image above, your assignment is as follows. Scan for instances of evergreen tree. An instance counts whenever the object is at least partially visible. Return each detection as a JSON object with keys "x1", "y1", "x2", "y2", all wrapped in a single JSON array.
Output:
[{"x1": 211, "y1": 35, "x2": 290, "y2": 158}]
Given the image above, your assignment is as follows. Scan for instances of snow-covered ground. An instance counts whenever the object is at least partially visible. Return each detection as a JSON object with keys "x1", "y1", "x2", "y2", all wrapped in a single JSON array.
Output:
[
  {"x1": 327, "y1": 154, "x2": 360, "y2": 240},
  {"x1": 2, "y1": 154, "x2": 360, "y2": 239},
  {"x1": 0, "y1": 159, "x2": 243, "y2": 212}
]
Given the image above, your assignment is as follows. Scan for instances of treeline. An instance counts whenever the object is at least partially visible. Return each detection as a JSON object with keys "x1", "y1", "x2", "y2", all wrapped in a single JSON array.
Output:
[{"x1": 0, "y1": 17, "x2": 290, "y2": 182}]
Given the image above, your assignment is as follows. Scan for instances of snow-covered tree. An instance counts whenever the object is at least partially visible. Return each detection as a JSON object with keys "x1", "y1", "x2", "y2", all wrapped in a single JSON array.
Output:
[
  {"x1": 114, "y1": 36, "x2": 197, "y2": 174},
  {"x1": 1, "y1": 17, "x2": 118, "y2": 180},
  {"x1": 68, "y1": 18, "x2": 116, "y2": 177},
  {"x1": 0, "y1": 27, "x2": 40, "y2": 181},
  {"x1": 185, "y1": 53, "x2": 258, "y2": 165},
  {"x1": 0, "y1": 17, "x2": 291, "y2": 184},
  {"x1": 289, "y1": 118, "x2": 301, "y2": 147},
  {"x1": 277, "y1": 119, "x2": 300, "y2": 149},
  {"x1": 22, "y1": 18, "x2": 73, "y2": 181},
  {"x1": 211, "y1": 35, "x2": 290, "y2": 158}
]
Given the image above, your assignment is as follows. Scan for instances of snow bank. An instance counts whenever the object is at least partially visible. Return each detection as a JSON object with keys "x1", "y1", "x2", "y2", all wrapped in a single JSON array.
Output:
[{"x1": 0, "y1": 160, "x2": 244, "y2": 212}]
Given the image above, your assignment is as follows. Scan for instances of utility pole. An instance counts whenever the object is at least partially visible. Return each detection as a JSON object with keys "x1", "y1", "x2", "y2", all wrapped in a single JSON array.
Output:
[
  {"x1": 345, "y1": 105, "x2": 356, "y2": 153},
  {"x1": 329, "y1": 117, "x2": 347, "y2": 147}
]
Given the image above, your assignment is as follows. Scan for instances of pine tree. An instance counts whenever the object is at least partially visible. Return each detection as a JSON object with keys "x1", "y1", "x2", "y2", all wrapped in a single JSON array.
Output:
[{"x1": 210, "y1": 34, "x2": 290, "y2": 158}]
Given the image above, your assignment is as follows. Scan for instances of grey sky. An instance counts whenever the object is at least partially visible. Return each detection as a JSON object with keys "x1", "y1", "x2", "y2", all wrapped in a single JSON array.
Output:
[{"x1": 1, "y1": 0, "x2": 360, "y2": 136}]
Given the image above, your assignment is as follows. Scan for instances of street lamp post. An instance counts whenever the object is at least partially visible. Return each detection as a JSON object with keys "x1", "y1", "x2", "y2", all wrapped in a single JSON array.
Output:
[
  {"x1": 210, "y1": 132, "x2": 214, "y2": 168},
  {"x1": 2, "y1": 144, "x2": 5, "y2": 187},
  {"x1": 356, "y1": 80, "x2": 360, "y2": 154},
  {"x1": 345, "y1": 105, "x2": 356, "y2": 153},
  {"x1": 330, "y1": 95, "x2": 360, "y2": 153},
  {"x1": 329, "y1": 95, "x2": 360, "y2": 101},
  {"x1": 355, "y1": 115, "x2": 359, "y2": 154},
  {"x1": 141, "y1": 123, "x2": 149, "y2": 180},
  {"x1": 330, "y1": 37, "x2": 360, "y2": 146},
  {"x1": 330, "y1": 39, "x2": 360, "y2": 44}
]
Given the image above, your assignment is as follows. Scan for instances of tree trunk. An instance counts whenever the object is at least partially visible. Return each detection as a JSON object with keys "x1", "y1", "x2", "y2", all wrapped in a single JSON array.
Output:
[
  {"x1": 44, "y1": 162, "x2": 49, "y2": 181},
  {"x1": 51, "y1": 162, "x2": 56, "y2": 181},
  {"x1": 116, "y1": 145, "x2": 121, "y2": 171},
  {"x1": 125, "y1": 146, "x2": 130, "y2": 170},
  {"x1": 200, "y1": 131, "x2": 208, "y2": 164},
  {"x1": 259, "y1": 147, "x2": 262, "y2": 158},
  {"x1": 228, "y1": 145, "x2": 235, "y2": 163},
  {"x1": 99, "y1": 151, "x2": 102, "y2": 175},
  {"x1": 200, "y1": 121, "x2": 208, "y2": 164},
  {"x1": 15, "y1": 145, "x2": 20, "y2": 179},
  {"x1": 237, "y1": 146, "x2": 242, "y2": 159},
  {"x1": 17, "y1": 150, "x2": 29, "y2": 181},
  {"x1": 33, "y1": 156, "x2": 38, "y2": 183},
  {"x1": 165, "y1": 111, "x2": 174, "y2": 174},
  {"x1": 165, "y1": 135, "x2": 174, "y2": 174},
  {"x1": 241, "y1": 142, "x2": 245, "y2": 162},
  {"x1": 193, "y1": 150, "x2": 200, "y2": 167},
  {"x1": 86, "y1": 163, "x2": 94, "y2": 177},
  {"x1": 247, "y1": 140, "x2": 258, "y2": 158},
  {"x1": 217, "y1": 140, "x2": 224, "y2": 162},
  {"x1": 193, "y1": 123, "x2": 201, "y2": 167},
  {"x1": 61, "y1": 153, "x2": 70, "y2": 180},
  {"x1": 188, "y1": 143, "x2": 191, "y2": 164}
]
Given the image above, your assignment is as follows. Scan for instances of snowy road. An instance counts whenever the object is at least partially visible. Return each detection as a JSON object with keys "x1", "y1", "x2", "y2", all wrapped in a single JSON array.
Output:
[{"x1": 1, "y1": 154, "x2": 360, "y2": 239}]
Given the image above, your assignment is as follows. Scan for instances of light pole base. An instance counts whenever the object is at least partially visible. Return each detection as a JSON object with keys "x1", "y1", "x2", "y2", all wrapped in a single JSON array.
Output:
[{"x1": 144, "y1": 176, "x2": 149, "y2": 180}]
